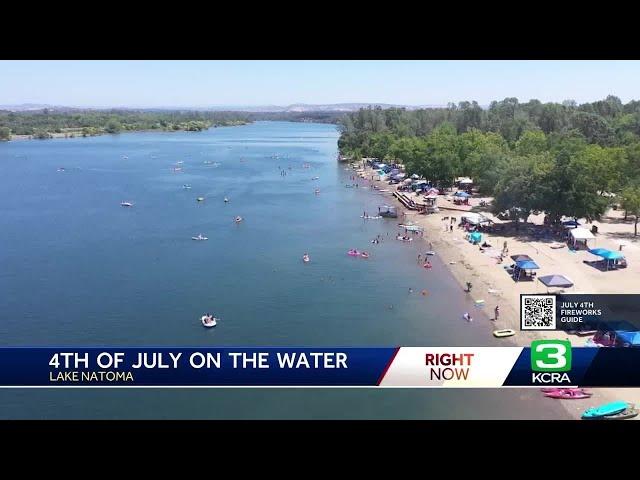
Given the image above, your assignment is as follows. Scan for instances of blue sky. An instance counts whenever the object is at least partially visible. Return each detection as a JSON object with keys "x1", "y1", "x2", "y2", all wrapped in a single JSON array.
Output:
[{"x1": 0, "y1": 60, "x2": 638, "y2": 107}]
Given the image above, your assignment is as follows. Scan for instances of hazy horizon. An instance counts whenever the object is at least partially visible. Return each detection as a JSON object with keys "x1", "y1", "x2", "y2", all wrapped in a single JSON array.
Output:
[{"x1": 1, "y1": 60, "x2": 639, "y2": 108}]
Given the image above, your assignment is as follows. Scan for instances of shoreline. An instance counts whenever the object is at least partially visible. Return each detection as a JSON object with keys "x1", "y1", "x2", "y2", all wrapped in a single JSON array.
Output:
[
  {"x1": 5, "y1": 122, "x2": 252, "y2": 142},
  {"x1": 353, "y1": 163, "x2": 640, "y2": 420}
]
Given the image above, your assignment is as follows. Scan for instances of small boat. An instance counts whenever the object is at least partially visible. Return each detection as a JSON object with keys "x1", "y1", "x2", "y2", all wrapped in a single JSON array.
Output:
[
  {"x1": 120, "y1": 202, "x2": 134, "y2": 207},
  {"x1": 345, "y1": 185, "x2": 353, "y2": 188},
  {"x1": 57, "y1": 167, "x2": 66, "y2": 172},
  {"x1": 192, "y1": 234, "x2": 208, "y2": 241},
  {"x1": 425, "y1": 251, "x2": 436, "y2": 256},
  {"x1": 183, "y1": 184, "x2": 192, "y2": 189},
  {"x1": 201, "y1": 315, "x2": 217, "y2": 328},
  {"x1": 493, "y1": 329, "x2": 516, "y2": 338},
  {"x1": 224, "y1": 197, "x2": 229, "y2": 203},
  {"x1": 360, "y1": 252, "x2": 370, "y2": 259},
  {"x1": 360, "y1": 215, "x2": 382, "y2": 219},
  {"x1": 197, "y1": 197, "x2": 205, "y2": 202},
  {"x1": 176, "y1": 161, "x2": 184, "y2": 165},
  {"x1": 173, "y1": 167, "x2": 183, "y2": 172},
  {"x1": 396, "y1": 236, "x2": 413, "y2": 242},
  {"x1": 203, "y1": 160, "x2": 214, "y2": 165},
  {"x1": 582, "y1": 401, "x2": 630, "y2": 419},
  {"x1": 302, "y1": 254, "x2": 310, "y2": 263},
  {"x1": 347, "y1": 249, "x2": 360, "y2": 257},
  {"x1": 544, "y1": 388, "x2": 592, "y2": 400},
  {"x1": 235, "y1": 216, "x2": 243, "y2": 223},
  {"x1": 314, "y1": 189, "x2": 320, "y2": 194},
  {"x1": 603, "y1": 407, "x2": 639, "y2": 420},
  {"x1": 312, "y1": 176, "x2": 319, "y2": 180}
]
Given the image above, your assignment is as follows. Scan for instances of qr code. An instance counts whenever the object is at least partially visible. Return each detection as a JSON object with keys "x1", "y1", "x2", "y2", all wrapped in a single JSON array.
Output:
[{"x1": 521, "y1": 295, "x2": 556, "y2": 330}]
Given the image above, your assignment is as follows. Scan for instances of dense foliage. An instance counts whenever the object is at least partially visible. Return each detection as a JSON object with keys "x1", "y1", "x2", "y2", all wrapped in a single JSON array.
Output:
[
  {"x1": 338, "y1": 97, "x2": 640, "y2": 231},
  {"x1": 0, "y1": 109, "x2": 252, "y2": 138}
]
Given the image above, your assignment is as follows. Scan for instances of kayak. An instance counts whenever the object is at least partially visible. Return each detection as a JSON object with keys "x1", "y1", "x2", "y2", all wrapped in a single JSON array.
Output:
[
  {"x1": 582, "y1": 401, "x2": 629, "y2": 419},
  {"x1": 544, "y1": 389, "x2": 592, "y2": 399},
  {"x1": 360, "y1": 252, "x2": 370, "y2": 259},
  {"x1": 201, "y1": 315, "x2": 218, "y2": 328},
  {"x1": 347, "y1": 250, "x2": 360, "y2": 256},
  {"x1": 192, "y1": 235, "x2": 208, "y2": 241},
  {"x1": 603, "y1": 407, "x2": 639, "y2": 420},
  {"x1": 425, "y1": 251, "x2": 436, "y2": 255},
  {"x1": 493, "y1": 329, "x2": 516, "y2": 338}
]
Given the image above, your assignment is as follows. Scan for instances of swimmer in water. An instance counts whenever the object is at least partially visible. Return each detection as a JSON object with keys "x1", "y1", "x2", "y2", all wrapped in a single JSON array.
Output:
[
  {"x1": 463, "y1": 312, "x2": 473, "y2": 322},
  {"x1": 408, "y1": 288, "x2": 413, "y2": 294}
]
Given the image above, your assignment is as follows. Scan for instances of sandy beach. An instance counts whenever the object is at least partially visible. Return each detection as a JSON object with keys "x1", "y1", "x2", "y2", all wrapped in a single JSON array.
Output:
[{"x1": 355, "y1": 163, "x2": 640, "y2": 420}]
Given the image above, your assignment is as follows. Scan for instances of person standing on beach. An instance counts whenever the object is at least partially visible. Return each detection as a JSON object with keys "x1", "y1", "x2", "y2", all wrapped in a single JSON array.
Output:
[
  {"x1": 418, "y1": 254, "x2": 422, "y2": 263},
  {"x1": 494, "y1": 305, "x2": 500, "y2": 321},
  {"x1": 450, "y1": 224, "x2": 453, "y2": 232},
  {"x1": 429, "y1": 242, "x2": 433, "y2": 251}
]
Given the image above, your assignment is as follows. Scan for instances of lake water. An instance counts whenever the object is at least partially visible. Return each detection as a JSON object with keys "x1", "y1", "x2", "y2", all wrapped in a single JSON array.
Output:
[{"x1": 0, "y1": 121, "x2": 568, "y2": 418}]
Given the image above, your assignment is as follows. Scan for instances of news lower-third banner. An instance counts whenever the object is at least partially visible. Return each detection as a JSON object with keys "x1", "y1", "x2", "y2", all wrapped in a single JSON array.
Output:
[{"x1": 0, "y1": 344, "x2": 638, "y2": 388}]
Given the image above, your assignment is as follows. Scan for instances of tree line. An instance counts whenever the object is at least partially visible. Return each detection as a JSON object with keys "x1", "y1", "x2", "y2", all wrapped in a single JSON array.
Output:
[
  {"x1": 338, "y1": 97, "x2": 640, "y2": 235},
  {"x1": 0, "y1": 109, "x2": 253, "y2": 139}
]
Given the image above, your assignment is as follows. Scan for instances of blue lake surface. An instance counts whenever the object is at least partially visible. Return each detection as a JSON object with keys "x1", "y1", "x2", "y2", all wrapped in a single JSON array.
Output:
[{"x1": 0, "y1": 122, "x2": 568, "y2": 418}]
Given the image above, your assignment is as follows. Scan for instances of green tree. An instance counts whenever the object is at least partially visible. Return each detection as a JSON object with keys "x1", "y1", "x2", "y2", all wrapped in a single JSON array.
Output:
[
  {"x1": 105, "y1": 119, "x2": 122, "y2": 134},
  {"x1": 0, "y1": 126, "x2": 11, "y2": 141},
  {"x1": 621, "y1": 185, "x2": 640, "y2": 236}
]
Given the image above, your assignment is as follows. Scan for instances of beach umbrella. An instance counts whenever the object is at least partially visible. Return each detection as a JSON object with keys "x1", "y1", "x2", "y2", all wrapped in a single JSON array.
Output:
[
  {"x1": 538, "y1": 274, "x2": 574, "y2": 288},
  {"x1": 510, "y1": 254, "x2": 533, "y2": 262},
  {"x1": 515, "y1": 260, "x2": 539, "y2": 270}
]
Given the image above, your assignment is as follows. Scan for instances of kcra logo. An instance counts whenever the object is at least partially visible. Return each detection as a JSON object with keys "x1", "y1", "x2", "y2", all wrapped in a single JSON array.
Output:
[{"x1": 530, "y1": 340, "x2": 572, "y2": 384}]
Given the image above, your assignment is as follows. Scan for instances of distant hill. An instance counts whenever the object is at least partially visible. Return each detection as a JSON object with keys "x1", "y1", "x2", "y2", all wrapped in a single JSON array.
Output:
[{"x1": 0, "y1": 103, "x2": 446, "y2": 113}]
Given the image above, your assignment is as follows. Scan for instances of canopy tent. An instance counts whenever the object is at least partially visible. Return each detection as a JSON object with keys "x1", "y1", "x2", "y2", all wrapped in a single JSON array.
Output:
[
  {"x1": 589, "y1": 248, "x2": 624, "y2": 260},
  {"x1": 458, "y1": 177, "x2": 473, "y2": 184},
  {"x1": 515, "y1": 260, "x2": 540, "y2": 270},
  {"x1": 402, "y1": 178, "x2": 413, "y2": 184},
  {"x1": 513, "y1": 259, "x2": 539, "y2": 281},
  {"x1": 462, "y1": 212, "x2": 490, "y2": 226},
  {"x1": 454, "y1": 191, "x2": 471, "y2": 198},
  {"x1": 511, "y1": 254, "x2": 533, "y2": 263},
  {"x1": 614, "y1": 331, "x2": 640, "y2": 347},
  {"x1": 425, "y1": 187, "x2": 439, "y2": 196},
  {"x1": 588, "y1": 248, "x2": 625, "y2": 270},
  {"x1": 392, "y1": 173, "x2": 406, "y2": 179},
  {"x1": 569, "y1": 227, "x2": 595, "y2": 249},
  {"x1": 570, "y1": 228, "x2": 594, "y2": 240},
  {"x1": 538, "y1": 274, "x2": 574, "y2": 288},
  {"x1": 410, "y1": 174, "x2": 420, "y2": 179}
]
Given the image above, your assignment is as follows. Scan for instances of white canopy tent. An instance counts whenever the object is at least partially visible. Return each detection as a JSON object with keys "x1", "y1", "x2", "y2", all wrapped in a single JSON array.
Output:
[
  {"x1": 569, "y1": 227, "x2": 595, "y2": 248},
  {"x1": 461, "y1": 212, "x2": 491, "y2": 225}
]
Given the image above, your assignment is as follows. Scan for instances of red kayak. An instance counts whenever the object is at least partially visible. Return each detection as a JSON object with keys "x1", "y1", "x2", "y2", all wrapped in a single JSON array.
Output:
[{"x1": 544, "y1": 388, "x2": 592, "y2": 399}]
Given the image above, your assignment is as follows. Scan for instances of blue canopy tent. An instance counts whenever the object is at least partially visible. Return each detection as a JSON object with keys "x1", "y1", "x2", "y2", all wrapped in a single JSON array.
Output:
[
  {"x1": 454, "y1": 191, "x2": 471, "y2": 198},
  {"x1": 514, "y1": 259, "x2": 539, "y2": 281},
  {"x1": 589, "y1": 248, "x2": 625, "y2": 270},
  {"x1": 614, "y1": 331, "x2": 640, "y2": 347}
]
